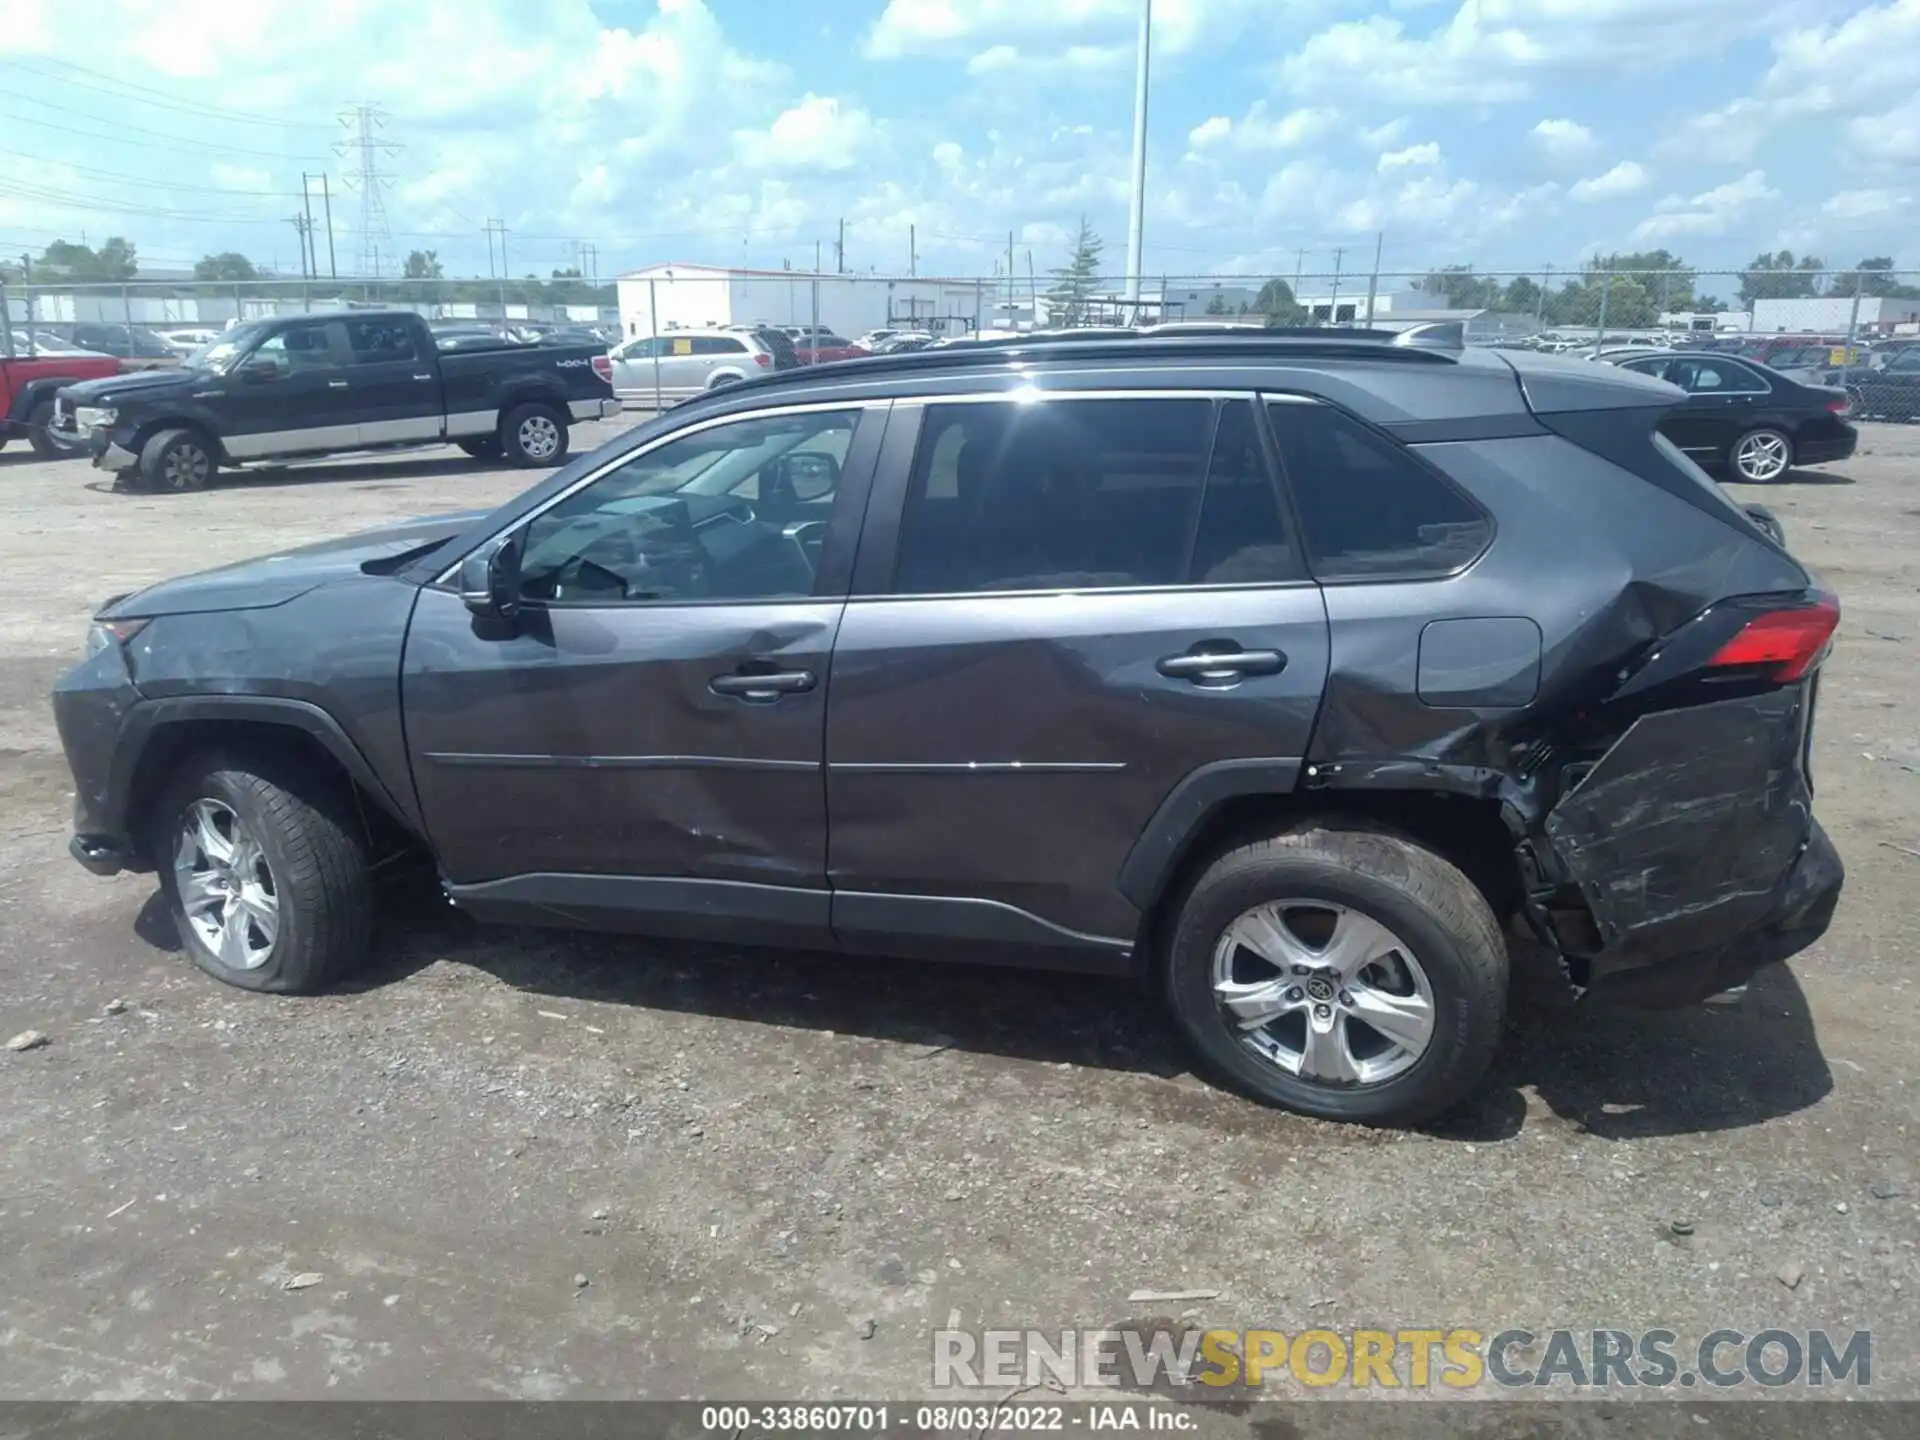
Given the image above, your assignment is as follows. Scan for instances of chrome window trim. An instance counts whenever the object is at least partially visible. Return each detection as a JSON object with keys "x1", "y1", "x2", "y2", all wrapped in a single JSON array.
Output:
[{"x1": 431, "y1": 397, "x2": 887, "y2": 586}]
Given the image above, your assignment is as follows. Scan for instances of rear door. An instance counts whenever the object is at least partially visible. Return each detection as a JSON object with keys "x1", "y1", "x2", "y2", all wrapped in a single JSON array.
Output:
[
  {"x1": 343, "y1": 316, "x2": 441, "y2": 444},
  {"x1": 823, "y1": 392, "x2": 1330, "y2": 962}
]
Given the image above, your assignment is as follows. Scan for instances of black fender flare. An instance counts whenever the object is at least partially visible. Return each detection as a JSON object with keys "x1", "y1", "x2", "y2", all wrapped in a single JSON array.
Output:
[
  {"x1": 1115, "y1": 757, "x2": 1304, "y2": 913},
  {"x1": 110, "y1": 695, "x2": 420, "y2": 840},
  {"x1": 5, "y1": 375, "x2": 77, "y2": 425},
  {"x1": 496, "y1": 385, "x2": 571, "y2": 423}
]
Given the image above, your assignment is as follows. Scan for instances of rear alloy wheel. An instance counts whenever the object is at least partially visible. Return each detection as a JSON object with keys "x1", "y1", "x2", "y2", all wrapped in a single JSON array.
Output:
[
  {"x1": 1730, "y1": 427, "x2": 1793, "y2": 483},
  {"x1": 500, "y1": 403, "x2": 569, "y2": 468},
  {"x1": 1165, "y1": 822, "x2": 1507, "y2": 1126},
  {"x1": 138, "y1": 427, "x2": 216, "y2": 492},
  {"x1": 27, "y1": 400, "x2": 83, "y2": 460}
]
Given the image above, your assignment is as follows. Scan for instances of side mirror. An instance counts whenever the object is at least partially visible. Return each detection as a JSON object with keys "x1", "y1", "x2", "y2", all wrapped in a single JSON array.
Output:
[{"x1": 459, "y1": 533, "x2": 523, "y2": 619}]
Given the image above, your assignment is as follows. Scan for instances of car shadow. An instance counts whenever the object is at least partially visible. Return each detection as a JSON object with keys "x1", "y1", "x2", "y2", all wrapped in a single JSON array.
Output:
[
  {"x1": 1723, "y1": 466, "x2": 1858, "y2": 487},
  {"x1": 127, "y1": 874, "x2": 1822, "y2": 1141}
]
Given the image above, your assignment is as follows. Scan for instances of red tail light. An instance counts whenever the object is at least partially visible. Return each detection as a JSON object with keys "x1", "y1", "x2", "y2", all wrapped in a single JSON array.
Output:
[
  {"x1": 753, "y1": 352, "x2": 772, "y2": 367},
  {"x1": 591, "y1": 355, "x2": 613, "y2": 384},
  {"x1": 1708, "y1": 594, "x2": 1840, "y2": 681},
  {"x1": 1827, "y1": 396, "x2": 1851, "y2": 416}
]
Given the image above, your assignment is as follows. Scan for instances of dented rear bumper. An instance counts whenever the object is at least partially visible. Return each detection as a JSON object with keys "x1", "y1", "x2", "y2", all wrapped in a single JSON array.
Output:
[{"x1": 1539, "y1": 686, "x2": 1843, "y2": 1008}]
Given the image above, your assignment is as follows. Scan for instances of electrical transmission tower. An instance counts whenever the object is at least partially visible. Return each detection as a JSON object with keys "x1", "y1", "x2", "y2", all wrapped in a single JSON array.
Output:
[{"x1": 334, "y1": 102, "x2": 400, "y2": 278}]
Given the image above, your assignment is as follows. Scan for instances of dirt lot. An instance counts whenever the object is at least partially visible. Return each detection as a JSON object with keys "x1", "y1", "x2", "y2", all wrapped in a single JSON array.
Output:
[{"x1": 0, "y1": 421, "x2": 1915, "y2": 1405}]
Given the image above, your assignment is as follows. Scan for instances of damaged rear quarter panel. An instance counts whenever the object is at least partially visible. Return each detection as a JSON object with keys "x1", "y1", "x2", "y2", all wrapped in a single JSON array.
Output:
[{"x1": 1542, "y1": 688, "x2": 1812, "y2": 964}]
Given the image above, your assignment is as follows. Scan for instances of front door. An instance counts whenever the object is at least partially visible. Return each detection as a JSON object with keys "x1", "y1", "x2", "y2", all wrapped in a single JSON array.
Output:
[
  {"x1": 402, "y1": 400, "x2": 885, "y2": 941},
  {"x1": 343, "y1": 315, "x2": 441, "y2": 444},
  {"x1": 222, "y1": 319, "x2": 360, "y2": 458},
  {"x1": 824, "y1": 393, "x2": 1330, "y2": 960},
  {"x1": 1660, "y1": 355, "x2": 1769, "y2": 459}
]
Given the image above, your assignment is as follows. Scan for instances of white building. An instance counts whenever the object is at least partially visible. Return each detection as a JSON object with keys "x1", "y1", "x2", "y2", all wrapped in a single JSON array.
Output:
[
  {"x1": 1750, "y1": 296, "x2": 1920, "y2": 333},
  {"x1": 615, "y1": 263, "x2": 1003, "y2": 339}
]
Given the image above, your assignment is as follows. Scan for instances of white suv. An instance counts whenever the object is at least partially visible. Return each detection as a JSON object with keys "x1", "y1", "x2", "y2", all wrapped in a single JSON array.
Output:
[{"x1": 608, "y1": 328, "x2": 776, "y2": 403}]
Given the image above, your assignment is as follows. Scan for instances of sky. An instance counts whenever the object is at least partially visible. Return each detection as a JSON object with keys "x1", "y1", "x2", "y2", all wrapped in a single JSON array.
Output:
[{"x1": 0, "y1": 0, "x2": 1916, "y2": 293}]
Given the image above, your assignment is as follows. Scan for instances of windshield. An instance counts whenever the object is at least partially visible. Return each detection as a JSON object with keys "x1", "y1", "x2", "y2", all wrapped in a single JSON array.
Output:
[{"x1": 191, "y1": 322, "x2": 272, "y2": 374}]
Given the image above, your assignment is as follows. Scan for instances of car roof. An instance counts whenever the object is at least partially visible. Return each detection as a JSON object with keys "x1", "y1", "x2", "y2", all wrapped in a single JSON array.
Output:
[{"x1": 643, "y1": 329, "x2": 1678, "y2": 430}]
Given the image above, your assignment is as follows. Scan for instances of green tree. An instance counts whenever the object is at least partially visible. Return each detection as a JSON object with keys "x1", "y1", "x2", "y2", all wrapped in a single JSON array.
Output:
[
  {"x1": 1044, "y1": 216, "x2": 1104, "y2": 327},
  {"x1": 193, "y1": 251, "x2": 259, "y2": 282},
  {"x1": 1500, "y1": 276, "x2": 1541, "y2": 316},
  {"x1": 1740, "y1": 250, "x2": 1824, "y2": 305},
  {"x1": 1830, "y1": 257, "x2": 1920, "y2": 300},
  {"x1": 1254, "y1": 278, "x2": 1306, "y2": 325},
  {"x1": 1416, "y1": 265, "x2": 1503, "y2": 310},
  {"x1": 403, "y1": 248, "x2": 443, "y2": 280},
  {"x1": 1205, "y1": 293, "x2": 1228, "y2": 315},
  {"x1": 30, "y1": 236, "x2": 138, "y2": 282}
]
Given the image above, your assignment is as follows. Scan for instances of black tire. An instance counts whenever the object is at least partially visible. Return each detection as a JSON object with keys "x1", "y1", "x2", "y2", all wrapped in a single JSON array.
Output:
[
  {"x1": 27, "y1": 400, "x2": 82, "y2": 460},
  {"x1": 1164, "y1": 821, "x2": 1507, "y2": 1127},
  {"x1": 456, "y1": 436, "x2": 502, "y2": 460},
  {"x1": 148, "y1": 750, "x2": 373, "y2": 994},
  {"x1": 137, "y1": 427, "x2": 216, "y2": 492},
  {"x1": 499, "y1": 402, "x2": 570, "y2": 468}
]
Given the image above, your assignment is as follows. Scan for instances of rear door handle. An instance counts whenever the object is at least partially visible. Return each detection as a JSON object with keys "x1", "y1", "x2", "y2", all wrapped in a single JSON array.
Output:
[
  {"x1": 710, "y1": 668, "x2": 816, "y2": 701},
  {"x1": 327, "y1": 379, "x2": 349, "y2": 389},
  {"x1": 1157, "y1": 648, "x2": 1286, "y2": 683}
]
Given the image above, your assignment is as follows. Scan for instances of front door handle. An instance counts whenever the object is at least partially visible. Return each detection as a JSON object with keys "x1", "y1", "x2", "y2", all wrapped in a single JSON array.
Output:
[
  {"x1": 710, "y1": 667, "x2": 816, "y2": 702},
  {"x1": 327, "y1": 379, "x2": 349, "y2": 389},
  {"x1": 1157, "y1": 647, "x2": 1287, "y2": 684}
]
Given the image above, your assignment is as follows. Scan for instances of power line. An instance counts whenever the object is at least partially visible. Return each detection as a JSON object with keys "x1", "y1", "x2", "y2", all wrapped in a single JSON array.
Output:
[
  {"x1": 0, "y1": 146, "x2": 301, "y2": 196},
  {"x1": 0, "y1": 101, "x2": 328, "y2": 161},
  {"x1": 0, "y1": 57, "x2": 336, "y2": 129}
]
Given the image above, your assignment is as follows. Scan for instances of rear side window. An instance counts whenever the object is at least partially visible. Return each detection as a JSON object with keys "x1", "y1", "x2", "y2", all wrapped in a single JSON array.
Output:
[
  {"x1": 692, "y1": 336, "x2": 747, "y2": 355},
  {"x1": 892, "y1": 398, "x2": 1301, "y2": 595},
  {"x1": 1267, "y1": 403, "x2": 1491, "y2": 581},
  {"x1": 345, "y1": 318, "x2": 419, "y2": 364}
]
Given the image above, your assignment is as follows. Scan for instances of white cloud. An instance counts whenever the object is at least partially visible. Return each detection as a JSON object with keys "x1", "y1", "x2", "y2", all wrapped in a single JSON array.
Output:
[
  {"x1": 1758, "y1": 0, "x2": 1920, "y2": 116},
  {"x1": 1822, "y1": 188, "x2": 1907, "y2": 223},
  {"x1": 1653, "y1": 100, "x2": 1764, "y2": 165},
  {"x1": 965, "y1": 42, "x2": 1127, "y2": 76},
  {"x1": 1529, "y1": 118, "x2": 1598, "y2": 166},
  {"x1": 1845, "y1": 93, "x2": 1920, "y2": 166},
  {"x1": 1632, "y1": 169, "x2": 1780, "y2": 240},
  {"x1": 1377, "y1": 141, "x2": 1441, "y2": 172},
  {"x1": 1358, "y1": 116, "x2": 1409, "y2": 149},
  {"x1": 733, "y1": 95, "x2": 878, "y2": 171},
  {"x1": 1569, "y1": 160, "x2": 1648, "y2": 201},
  {"x1": 1188, "y1": 103, "x2": 1338, "y2": 154},
  {"x1": 1278, "y1": 1, "x2": 1803, "y2": 106},
  {"x1": 865, "y1": 0, "x2": 1268, "y2": 60}
]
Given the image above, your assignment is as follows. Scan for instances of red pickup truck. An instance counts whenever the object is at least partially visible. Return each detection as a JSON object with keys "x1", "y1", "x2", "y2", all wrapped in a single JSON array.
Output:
[
  {"x1": 2, "y1": 347, "x2": 121, "y2": 458},
  {"x1": 784, "y1": 325, "x2": 868, "y2": 365}
]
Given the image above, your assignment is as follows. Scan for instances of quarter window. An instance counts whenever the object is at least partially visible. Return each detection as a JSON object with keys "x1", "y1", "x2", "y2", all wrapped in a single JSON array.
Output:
[
  {"x1": 890, "y1": 398, "x2": 1300, "y2": 595},
  {"x1": 1267, "y1": 403, "x2": 1491, "y2": 581}
]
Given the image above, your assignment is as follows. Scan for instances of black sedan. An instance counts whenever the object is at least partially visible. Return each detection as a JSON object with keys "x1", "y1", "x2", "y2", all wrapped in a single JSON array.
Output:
[{"x1": 1610, "y1": 352, "x2": 1856, "y2": 482}]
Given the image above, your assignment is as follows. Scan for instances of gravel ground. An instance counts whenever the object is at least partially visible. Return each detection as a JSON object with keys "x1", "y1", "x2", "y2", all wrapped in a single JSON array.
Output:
[{"x1": 0, "y1": 420, "x2": 1915, "y2": 1407}]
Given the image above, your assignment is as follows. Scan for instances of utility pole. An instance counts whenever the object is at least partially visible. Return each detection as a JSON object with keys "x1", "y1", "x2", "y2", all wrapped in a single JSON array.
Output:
[
  {"x1": 1007, "y1": 230, "x2": 1015, "y2": 325},
  {"x1": 288, "y1": 215, "x2": 313, "y2": 278},
  {"x1": 484, "y1": 219, "x2": 509, "y2": 315},
  {"x1": 1028, "y1": 250, "x2": 1036, "y2": 329},
  {"x1": 335, "y1": 102, "x2": 400, "y2": 278},
  {"x1": 1537, "y1": 262, "x2": 1551, "y2": 328},
  {"x1": 1326, "y1": 247, "x2": 1344, "y2": 326},
  {"x1": 815, "y1": 239, "x2": 822, "y2": 274},
  {"x1": 300, "y1": 174, "x2": 319, "y2": 278},
  {"x1": 909, "y1": 224, "x2": 916, "y2": 277},
  {"x1": 1363, "y1": 230, "x2": 1382, "y2": 326},
  {"x1": 1123, "y1": 0, "x2": 1152, "y2": 307},
  {"x1": 836, "y1": 218, "x2": 845, "y2": 274},
  {"x1": 1293, "y1": 248, "x2": 1304, "y2": 309},
  {"x1": 319, "y1": 173, "x2": 337, "y2": 279}
]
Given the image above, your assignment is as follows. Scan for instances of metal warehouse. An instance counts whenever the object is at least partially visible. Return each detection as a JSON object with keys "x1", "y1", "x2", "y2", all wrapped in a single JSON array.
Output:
[{"x1": 614, "y1": 263, "x2": 1008, "y2": 340}]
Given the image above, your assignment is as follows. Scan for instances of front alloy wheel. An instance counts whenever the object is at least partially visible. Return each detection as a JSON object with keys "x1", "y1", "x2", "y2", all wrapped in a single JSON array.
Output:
[
  {"x1": 173, "y1": 799, "x2": 279, "y2": 970},
  {"x1": 1213, "y1": 901, "x2": 1435, "y2": 1085},
  {"x1": 1732, "y1": 428, "x2": 1792, "y2": 482}
]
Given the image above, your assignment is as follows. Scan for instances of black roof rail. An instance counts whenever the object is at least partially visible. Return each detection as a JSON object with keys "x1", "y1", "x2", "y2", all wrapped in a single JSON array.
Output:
[{"x1": 714, "y1": 328, "x2": 1465, "y2": 398}]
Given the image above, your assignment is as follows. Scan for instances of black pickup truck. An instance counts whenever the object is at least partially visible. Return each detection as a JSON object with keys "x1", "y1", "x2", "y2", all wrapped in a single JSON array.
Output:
[{"x1": 52, "y1": 310, "x2": 620, "y2": 492}]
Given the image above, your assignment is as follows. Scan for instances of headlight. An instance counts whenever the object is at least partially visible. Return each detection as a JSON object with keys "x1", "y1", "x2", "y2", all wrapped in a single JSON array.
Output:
[
  {"x1": 76, "y1": 405, "x2": 117, "y2": 429},
  {"x1": 84, "y1": 617, "x2": 148, "y2": 660}
]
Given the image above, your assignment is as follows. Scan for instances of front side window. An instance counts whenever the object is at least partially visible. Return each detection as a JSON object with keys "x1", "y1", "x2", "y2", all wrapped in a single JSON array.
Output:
[
  {"x1": 246, "y1": 324, "x2": 335, "y2": 376},
  {"x1": 891, "y1": 397, "x2": 1299, "y2": 595},
  {"x1": 1268, "y1": 402, "x2": 1491, "y2": 582},
  {"x1": 517, "y1": 409, "x2": 861, "y2": 605}
]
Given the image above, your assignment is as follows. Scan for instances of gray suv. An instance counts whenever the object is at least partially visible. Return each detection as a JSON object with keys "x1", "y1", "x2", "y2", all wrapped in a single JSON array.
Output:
[{"x1": 52, "y1": 329, "x2": 1843, "y2": 1125}]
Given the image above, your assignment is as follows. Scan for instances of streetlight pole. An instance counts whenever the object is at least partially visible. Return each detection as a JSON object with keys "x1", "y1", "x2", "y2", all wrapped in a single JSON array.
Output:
[{"x1": 1123, "y1": 0, "x2": 1152, "y2": 309}]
